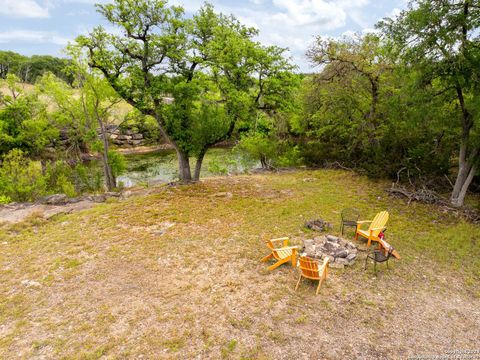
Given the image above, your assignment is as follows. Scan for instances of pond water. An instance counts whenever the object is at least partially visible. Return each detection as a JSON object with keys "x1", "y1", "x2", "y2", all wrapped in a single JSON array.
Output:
[{"x1": 116, "y1": 148, "x2": 256, "y2": 187}]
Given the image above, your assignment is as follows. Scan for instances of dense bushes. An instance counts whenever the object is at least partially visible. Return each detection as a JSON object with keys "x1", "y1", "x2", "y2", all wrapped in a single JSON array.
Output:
[
  {"x1": 0, "y1": 149, "x2": 121, "y2": 203},
  {"x1": 0, "y1": 149, "x2": 47, "y2": 202}
]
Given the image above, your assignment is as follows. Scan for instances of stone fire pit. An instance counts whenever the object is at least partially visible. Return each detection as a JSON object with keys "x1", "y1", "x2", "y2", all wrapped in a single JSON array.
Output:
[{"x1": 302, "y1": 235, "x2": 358, "y2": 268}]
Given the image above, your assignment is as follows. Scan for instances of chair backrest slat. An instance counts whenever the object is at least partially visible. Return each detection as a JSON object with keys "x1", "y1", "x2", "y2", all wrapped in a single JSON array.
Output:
[
  {"x1": 299, "y1": 256, "x2": 328, "y2": 279},
  {"x1": 370, "y1": 211, "x2": 389, "y2": 236},
  {"x1": 276, "y1": 248, "x2": 290, "y2": 259}
]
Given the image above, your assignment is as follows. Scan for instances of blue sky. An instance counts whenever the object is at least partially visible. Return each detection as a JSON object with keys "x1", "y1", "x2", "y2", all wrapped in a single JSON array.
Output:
[{"x1": 0, "y1": 0, "x2": 407, "y2": 71}]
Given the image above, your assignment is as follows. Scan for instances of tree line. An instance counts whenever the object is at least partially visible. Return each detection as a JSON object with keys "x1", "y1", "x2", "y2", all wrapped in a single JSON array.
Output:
[
  {"x1": 239, "y1": 0, "x2": 480, "y2": 208},
  {"x1": 0, "y1": 0, "x2": 479, "y2": 208},
  {"x1": 0, "y1": 51, "x2": 73, "y2": 84}
]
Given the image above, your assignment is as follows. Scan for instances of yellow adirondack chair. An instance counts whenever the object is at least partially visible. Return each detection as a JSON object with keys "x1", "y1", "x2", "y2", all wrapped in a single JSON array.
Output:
[
  {"x1": 261, "y1": 237, "x2": 299, "y2": 271},
  {"x1": 355, "y1": 211, "x2": 389, "y2": 247},
  {"x1": 295, "y1": 256, "x2": 329, "y2": 295}
]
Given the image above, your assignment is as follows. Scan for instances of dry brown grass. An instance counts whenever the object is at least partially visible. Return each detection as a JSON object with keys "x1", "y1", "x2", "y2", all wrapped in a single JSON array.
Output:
[{"x1": 0, "y1": 170, "x2": 479, "y2": 359}]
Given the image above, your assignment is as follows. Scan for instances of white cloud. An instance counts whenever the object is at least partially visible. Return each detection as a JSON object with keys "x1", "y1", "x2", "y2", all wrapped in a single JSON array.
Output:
[
  {"x1": 0, "y1": 30, "x2": 70, "y2": 45},
  {"x1": 386, "y1": 7, "x2": 402, "y2": 19},
  {"x1": 0, "y1": 0, "x2": 49, "y2": 18},
  {"x1": 271, "y1": 0, "x2": 346, "y2": 27},
  {"x1": 337, "y1": 0, "x2": 370, "y2": 8},
  {"x1": 208, "y1": 0, "x2": 368, "y2": 72}
]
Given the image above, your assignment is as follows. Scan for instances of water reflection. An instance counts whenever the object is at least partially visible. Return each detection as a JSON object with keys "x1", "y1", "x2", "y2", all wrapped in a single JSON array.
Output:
[{"x1": 116, "y1": 148, "x2": 256, "y2": 187}]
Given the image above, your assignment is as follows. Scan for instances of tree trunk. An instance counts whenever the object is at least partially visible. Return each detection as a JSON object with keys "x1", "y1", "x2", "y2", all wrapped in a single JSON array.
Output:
[
  {"x1": 177, "y1": 149, "x2": 192, "y2": 183},
  {"x1": 451, "y1": 143, "x2": 477, "y2": 207},
  {"x1": 101, "y1": 149, "x2": 116, "y2": 191},
  {"x1": 367, "y1": 76, "x2": 380, "y2": 145},
  {"x1": 100, "y1": 130, "x2": 116, "y2": 191},
  {"x1": 450, "y1": 85, "x2": 477, "y2": 207},
  {"x1": 95, "y1": 104, "x2": 116, "y2": 191},
  {"x1": 452, "y1": 163, "x2": 476, "y2": 207},
  {"x1": 193, "y1": 148, "x2": 207, "y2": 181}
]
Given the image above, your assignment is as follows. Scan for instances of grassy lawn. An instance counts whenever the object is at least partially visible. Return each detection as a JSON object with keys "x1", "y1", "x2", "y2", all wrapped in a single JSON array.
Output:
[{"x1": 0, "y1": 170, "x2": 479, "y2": 359}]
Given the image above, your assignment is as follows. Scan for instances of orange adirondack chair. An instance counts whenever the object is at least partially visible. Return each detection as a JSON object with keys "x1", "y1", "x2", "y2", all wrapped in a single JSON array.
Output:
[
  {"x1": 295, "y1": 256, "x2": 329, "y2": 295},
  {"x1": 355, "y1": 211, "x2": 389, "y2": 248},
  {"x1": 261, "y1": 237, "x2": 299, "y2": 271}
]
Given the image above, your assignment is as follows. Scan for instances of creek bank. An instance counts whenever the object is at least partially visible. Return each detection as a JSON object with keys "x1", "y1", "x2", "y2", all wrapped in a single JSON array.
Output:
[{"x1": 0, "y1": 192, "x2": 122, "y2": 224}]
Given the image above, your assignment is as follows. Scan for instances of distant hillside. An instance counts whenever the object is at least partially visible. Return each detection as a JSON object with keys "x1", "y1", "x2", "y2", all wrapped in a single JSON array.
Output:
[{"x1": 0, "y1": 81, "x2": 133, "y2": 122}]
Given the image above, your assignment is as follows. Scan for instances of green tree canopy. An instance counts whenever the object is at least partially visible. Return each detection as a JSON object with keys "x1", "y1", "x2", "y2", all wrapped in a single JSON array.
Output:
[
  {"x1": 76, "y1": 0, "x2": 296, "y2": 182},
  {"x1": 379, "y1": 0, "x2": 480, "y2": 206}
]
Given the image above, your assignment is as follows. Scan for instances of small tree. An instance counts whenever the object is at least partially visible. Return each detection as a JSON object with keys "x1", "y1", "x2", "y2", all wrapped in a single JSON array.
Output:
[
  {"x1": 38, "y1": 69, "x2": 124, "y2": 191},
  {"x1": 307, "y1": 34, "x2": 392, "y2": 145}
]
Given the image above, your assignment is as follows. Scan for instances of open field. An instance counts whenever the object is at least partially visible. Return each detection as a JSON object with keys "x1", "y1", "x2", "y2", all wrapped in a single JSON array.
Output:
[{"x1": 1, "y1": 170, "x2": 479, "y2": 359}]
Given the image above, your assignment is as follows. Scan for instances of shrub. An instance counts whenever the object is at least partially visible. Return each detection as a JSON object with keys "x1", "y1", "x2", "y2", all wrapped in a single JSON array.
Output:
[
  {"x1": 44, "y1": 161, "x2": 76, "y2": 197},
  {"x1": 73, "y1": 164, "x2": 103, "y2": 193},
  {"x1": 108, "y1": 150, "x2": 126, "y2": 178},
  {"x1": 0, "y1": 194, "x2": 11, "y2": 204},
  {"x1": 236, "y1": 133, "x2": 302, "y2": 170},
  {"x1": 0, "y1": 149, "x2": 46, "y2": 202}
]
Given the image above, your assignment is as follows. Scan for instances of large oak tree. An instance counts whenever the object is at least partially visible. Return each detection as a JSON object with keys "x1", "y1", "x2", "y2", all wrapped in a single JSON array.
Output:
[{"x1": 76, "y1": 0, "x2": 294, "y2": 182}]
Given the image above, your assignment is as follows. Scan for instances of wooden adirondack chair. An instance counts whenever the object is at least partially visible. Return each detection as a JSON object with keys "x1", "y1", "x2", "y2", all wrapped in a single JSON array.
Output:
[
  {"x1": 261, "y1": 237, "x2": 299, "y2": 271},
  {"x1": 355, "y1": 211, "x2": 389, "y2": 248},
  {"x1": 295, "y1": 256, "x2": 329, "y2": 295}
]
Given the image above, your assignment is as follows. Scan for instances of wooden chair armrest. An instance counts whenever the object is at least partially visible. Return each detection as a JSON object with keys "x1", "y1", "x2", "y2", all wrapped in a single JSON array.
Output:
[
  {"x1": 270, "y1": 237, "x2": 290, "y2": 247},
  {"x1": 369, "y1": 226, "x2": 386, "y2": 232},
  {"x1": 356, "y1": 220, "x2": 372, "y2": 224},
  {"x1": 272, "y1": 246, "x2": 300, "y2": 252}
]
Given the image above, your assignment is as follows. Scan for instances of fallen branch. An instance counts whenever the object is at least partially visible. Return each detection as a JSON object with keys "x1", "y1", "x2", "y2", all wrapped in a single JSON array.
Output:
[
  {"x1": 323, "y1": 161, "x2": 354, "y2": 171},
  {"x1": 385, "y1": 186, "x2": 440, "y2": 204},
  {"x1": 385, "y1": 184, "x2": 480, "y2": 223}
]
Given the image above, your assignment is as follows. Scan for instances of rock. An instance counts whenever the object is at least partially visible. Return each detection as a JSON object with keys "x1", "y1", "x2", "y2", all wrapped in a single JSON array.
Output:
[
  {"x1": 86, "y1": 195, "x2": 107, "y2": 203},
  {"x1": 335, "y1": 249, "x2": 348, "y2": 258},
  {"x1": 110, "y1": 134, "x2": 118, "y2": 140},
  {"x1": 128, "y1": 139, "x2": 143, "y2": 146},
  {"x1": 323, "y1": 241, "x2": 339, "y2": 252},
  {"x1": 302, "y1": 235, "x2": 358, "y2": 267},
  {"x1": 346, "y1": 253, "x2": 357, "y2": 261},
  {"x1": 213, "y1": 192, "x2": 233, "y2": 198},
  {"x1": 313, "y1": 236, "x2": 326, "y2": 246},
  {"x1": 326, "y1": 235, "x2": 339, "y2": 242},
  {"x1": 39, "y1": 194, "x2": 68, "y2": 205},
  {"x1": 122, "y1": 190, "x2": 133, "y2": 198},
  {"x1": 67, "y1": 197, "x2": 82, "y2": 204},
  {"x1": 330, "y1": 262, "x2": 345, "y2": 269},
  {"x1": 117, "y1": 134, "x2": 131, "y2": 140},
  {"x1": 303, "y1": 239, "x2": 314, "y2": 247},
  {"x1": 346, "y1": 242, "x2": 357, "y2": 249},
  {"x1": 131, "y1": 133, "x2": 143, "y2": 140},
  {"x1": 21, "y1": 279, "x2": 41, "y2": 288},
  {"x1": 335, "y1": 258, "x2": 349, "y2": 265},
  {"x1": 305, "y1": 246, "x2": 315, "y2": 257},
  {"x1": 305, "y1": 219, "x2": 333, "y2": 232}
]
